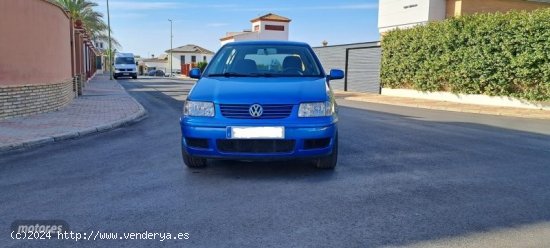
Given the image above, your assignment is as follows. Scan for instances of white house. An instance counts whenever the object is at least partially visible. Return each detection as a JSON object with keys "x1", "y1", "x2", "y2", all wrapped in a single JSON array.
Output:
[
  {"x1": 220, "y1": 13, "x2": 291, "y2": 46},
  {"x1": 165, "y1": 44, "x2": 214, "y2": 72},
  {"x1": 378, "y1": 0, "x2": 446, "y2": 34},
  {"x1": 141, "y1": 54, "x2": 168, "y2": 73}
]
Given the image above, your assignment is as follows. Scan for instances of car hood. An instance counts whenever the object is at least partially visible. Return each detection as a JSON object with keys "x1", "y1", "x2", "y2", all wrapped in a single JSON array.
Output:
[{"x1": 188, "y1": 77, "x2": 330, "y2": 104}]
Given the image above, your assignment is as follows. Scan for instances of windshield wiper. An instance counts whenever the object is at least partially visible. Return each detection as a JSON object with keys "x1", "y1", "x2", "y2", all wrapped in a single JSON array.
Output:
[
  {"x1": 249, "y1": 73, "x2": 274, "y2": 77},
  {"x1": 206, "y1": 72, "x2": 250, "y2": 77}
]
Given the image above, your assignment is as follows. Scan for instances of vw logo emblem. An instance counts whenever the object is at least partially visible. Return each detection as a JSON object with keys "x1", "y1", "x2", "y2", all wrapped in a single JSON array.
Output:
[{"x1": 249, "y1": 104, "x2": 263, "y2": 118}]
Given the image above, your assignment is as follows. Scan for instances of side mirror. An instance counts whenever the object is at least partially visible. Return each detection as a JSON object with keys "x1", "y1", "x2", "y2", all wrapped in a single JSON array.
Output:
[
  {"x1": 189, "y1": 68, "x2": 201, "y2": 79},
  {"x1": 328, "y1": 69, "x2": 344, "y2": 80}
]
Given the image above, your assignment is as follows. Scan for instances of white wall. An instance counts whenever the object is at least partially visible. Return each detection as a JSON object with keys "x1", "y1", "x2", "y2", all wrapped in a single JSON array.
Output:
[
  {"x1": 378, "y1": 0, "x2": 446, "y2": 33},
  {"x1": 381, "y1": 88, "x2": 550, "y2": 110},
  {"x1": 221, "y1": 32, "x2": 259, "y2": 46},
  {"x1": 169, "y1": 53, "x2": 214, "y2": 70},
  {"x1": 220, "y1": 20, "x2": 290, "y2": 46},
  {"x1": 253, "y1": 20, "x2": 289, "y2": 41},
  {"x1": 144, "y1": 61, "x2": 168, "y2": 72}
]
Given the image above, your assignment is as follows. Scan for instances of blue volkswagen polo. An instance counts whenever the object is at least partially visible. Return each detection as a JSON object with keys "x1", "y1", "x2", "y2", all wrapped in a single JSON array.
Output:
[{"x1": 180, "y1": 41, "x2": 344, "y2": 169}]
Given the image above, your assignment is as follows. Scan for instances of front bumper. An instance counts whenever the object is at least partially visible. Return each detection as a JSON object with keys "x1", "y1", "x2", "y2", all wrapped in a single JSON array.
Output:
[
  {"x1": 180, "y1": 120, "x2": 337, "y2": 160},
  {"x1": 114, "y1": 72, "x2": 137, "y2": 77}
]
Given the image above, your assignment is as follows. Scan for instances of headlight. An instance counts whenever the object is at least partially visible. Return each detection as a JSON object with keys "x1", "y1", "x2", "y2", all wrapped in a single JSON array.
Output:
[
  {"x1": 183, "y1": 101, "x2": 215, "y2": 117},
  {"x1": 298, "y1": 101, "x2": 333, "y2": 117},
  {"x1": 114, "y1": 69, "x2": 121, "y2": 73}
]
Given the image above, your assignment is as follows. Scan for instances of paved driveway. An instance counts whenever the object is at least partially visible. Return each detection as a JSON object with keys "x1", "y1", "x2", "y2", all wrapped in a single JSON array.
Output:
[{"x1": 1, "y1": 77, "x2": 549, "y2": 247}]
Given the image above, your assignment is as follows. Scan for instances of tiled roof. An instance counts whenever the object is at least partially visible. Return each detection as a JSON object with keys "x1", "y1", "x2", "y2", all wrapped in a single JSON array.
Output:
[
  {"x1": 250, "y1": 13, "x2": 291, "y2": 22},
  {"x1": 141, "y1": 58, "x2": 166, "y2": 62},
  {"x1": 165, "y1": 44, "x2": 214, "y2": 54}
]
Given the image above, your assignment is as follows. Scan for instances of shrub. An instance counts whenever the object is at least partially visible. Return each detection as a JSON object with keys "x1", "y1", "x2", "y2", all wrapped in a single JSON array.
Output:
[
  {"x1": 381, "y1": 8, "x2": 550, "y2": 101},
  {"x1": 196, "y1": 61, "x2": 208, "y2": 72}
]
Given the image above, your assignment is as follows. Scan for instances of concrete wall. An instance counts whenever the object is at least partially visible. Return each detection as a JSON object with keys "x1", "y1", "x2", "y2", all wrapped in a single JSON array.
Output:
[
  {"x1": 378, "y1": 0, "x2": 447, "y2": 33},
  {"x1": 0, "y1": 0, "x2": 74, "y2": 119},
  {"x1": 446, "y1": 0, "x2": 549, "y2": 17},
  {"x1": 382, "y1": 88, "x2": 550, "y2": 110},
  {"x1": 0, "y1": 0, "x2": 72, "y2": 86}
]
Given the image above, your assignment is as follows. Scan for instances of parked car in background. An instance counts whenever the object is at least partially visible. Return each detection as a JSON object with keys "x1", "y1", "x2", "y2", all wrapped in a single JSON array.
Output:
[
  {"x1": 179, "y1": 41, "x2": 345, "y2": 169},
  {"x1": 147, "y1": 70, "x2": 165, "y2": 77}
]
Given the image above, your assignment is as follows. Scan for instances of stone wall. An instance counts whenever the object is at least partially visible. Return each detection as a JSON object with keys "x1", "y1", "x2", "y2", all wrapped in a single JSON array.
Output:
[
  {"x1": 0, "y1": 0, "x2": 75, "y2": 119},
  {"x1": 0, "y1": 80, "x2": 74, "y2": 119}
]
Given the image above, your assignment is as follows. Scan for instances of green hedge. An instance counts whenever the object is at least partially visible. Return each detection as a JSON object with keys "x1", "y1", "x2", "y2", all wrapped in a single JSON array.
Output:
[
  {"x1": 196, "y1": 61, "x2": 208, "y2": 72},
  {"x1": 381, "y1": 8, "x2": 550, "y2": 101}
]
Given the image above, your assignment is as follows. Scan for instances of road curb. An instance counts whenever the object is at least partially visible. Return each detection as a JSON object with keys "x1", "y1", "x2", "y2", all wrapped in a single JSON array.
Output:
[
  {"x1": 0, "y1": 83, "x2": 148, "y2": 154},
  {"x1": 341, "y1": 96, "x2": 550, "y2": 120}
]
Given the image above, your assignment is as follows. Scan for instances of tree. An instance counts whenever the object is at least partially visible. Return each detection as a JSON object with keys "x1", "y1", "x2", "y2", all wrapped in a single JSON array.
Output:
[{"x1": 55, "y1": 0, "x2": 121, "y2": 48}]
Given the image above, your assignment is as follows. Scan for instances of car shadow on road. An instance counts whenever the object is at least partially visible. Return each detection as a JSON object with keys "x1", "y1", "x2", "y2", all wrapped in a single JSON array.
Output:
[{"x1": 188, "y1": 159, "x2": 337, "y2": 182}]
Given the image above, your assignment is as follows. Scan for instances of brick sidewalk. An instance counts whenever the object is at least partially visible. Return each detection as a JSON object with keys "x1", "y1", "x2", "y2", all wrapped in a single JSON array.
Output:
[
  {"x1": 0, "y1": 73, "x2": 146, "y2": 152},
  {"x1": 334, "y1": 90, "x2": 550, "y2": 120}
]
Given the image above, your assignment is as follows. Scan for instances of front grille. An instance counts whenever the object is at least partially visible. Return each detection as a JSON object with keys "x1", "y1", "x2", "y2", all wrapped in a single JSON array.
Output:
[
  {"x1": 303, "y1": 138, "x2": 331, "y2": 150},
  {"x1": 219, "y1": 104, "x2": 293, "y2": 119},
  {"x1": 185, "y1": 138, "x2": 209, "y2": 149},
  {"x1": 217, "y1": 139, "x2": 295, "y2": 153}
]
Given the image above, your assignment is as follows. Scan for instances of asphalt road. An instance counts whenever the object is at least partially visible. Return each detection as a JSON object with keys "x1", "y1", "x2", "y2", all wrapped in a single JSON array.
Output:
[{"x1": 1, "y1": 77, "x2": 550, "y2": 248}]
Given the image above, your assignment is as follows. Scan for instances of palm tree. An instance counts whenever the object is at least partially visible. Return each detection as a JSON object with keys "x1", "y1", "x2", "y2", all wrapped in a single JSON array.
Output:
[{"x1": 55, "y1": 0, "x2": 121, "y2": 48}]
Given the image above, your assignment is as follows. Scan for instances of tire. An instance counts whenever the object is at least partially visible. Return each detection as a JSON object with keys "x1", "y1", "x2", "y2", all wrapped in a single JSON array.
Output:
[
  {"x1": 132, "y1": 76, "x2": 137, "y2": 79},
  {"x1": 314, "y1": 134, "x2": 338, "y2": 169},
  {"x1": 113, "y1": 76, "x2": 118, "y2": 80},
  {"x1": 182, "y1": 149, "x2": 207, "y2": 168}
]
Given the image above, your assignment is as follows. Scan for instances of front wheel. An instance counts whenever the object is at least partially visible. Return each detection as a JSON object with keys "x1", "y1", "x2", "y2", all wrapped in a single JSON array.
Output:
[
  {"x1": 182, "y1": 149, "x2": 207, "y2": 168},
  {"x1": 314, "y1": 135, "x2": 338, "y2": 169}
]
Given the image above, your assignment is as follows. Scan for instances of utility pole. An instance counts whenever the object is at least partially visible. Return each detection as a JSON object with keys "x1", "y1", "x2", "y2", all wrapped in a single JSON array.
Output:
[
  {"x1": 168, "y1": 19, "x2": 173, "y2": 77},
  {"x1": 107, "y1": 0, "x2": 113, "y2": 80}
]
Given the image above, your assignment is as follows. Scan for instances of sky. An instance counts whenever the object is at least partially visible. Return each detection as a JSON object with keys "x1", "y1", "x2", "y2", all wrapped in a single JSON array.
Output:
[{"x1": 91, "y1": 0, "x2": 380, "y2": 57}]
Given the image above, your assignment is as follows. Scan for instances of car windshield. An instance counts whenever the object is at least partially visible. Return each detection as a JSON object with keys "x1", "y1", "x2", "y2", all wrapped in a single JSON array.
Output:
[
  {"x1": 115, "y1": 57, "x2": 135, "y2": 64},
  {"x1": 204, "y1": 45, "x2": 323, "y2": 77}
]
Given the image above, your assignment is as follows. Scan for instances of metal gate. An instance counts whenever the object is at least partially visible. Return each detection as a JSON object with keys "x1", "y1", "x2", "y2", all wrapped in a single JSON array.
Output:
[
  {"x1": 313, "y1": 42, "x2": 381, "y2": 93},
  {"x1": 344, "y1": 46, "x2": 382, "y2": 93}
]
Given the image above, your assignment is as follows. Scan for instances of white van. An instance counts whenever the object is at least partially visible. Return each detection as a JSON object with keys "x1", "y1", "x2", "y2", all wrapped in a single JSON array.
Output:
[{"x1": 113, "y1": 53, "x2": 137, "y2": 79}]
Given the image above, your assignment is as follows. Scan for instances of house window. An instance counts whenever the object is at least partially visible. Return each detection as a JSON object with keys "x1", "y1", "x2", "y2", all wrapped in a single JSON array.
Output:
[
  {"x1": 180, "y1": 55, "x2": 185, "y2": 64},
  {"x1": 254, "y1": 25, "x2": 260, "y2": 32},
  {"x1": 265, "y1": 25, "x2": 284, "y2": 31},
  {"x1": 191, "y1": 56, "x2": 197, "y2": 63},
  {"x1": 203, "y1": 56, "x2": 207, "y2": 62}
]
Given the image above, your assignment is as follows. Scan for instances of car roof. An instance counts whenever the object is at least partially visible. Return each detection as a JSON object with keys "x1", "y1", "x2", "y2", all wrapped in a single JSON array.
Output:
[
  {"x1": 224, "y1": 40, "x2": 311, "y2": 47},
  {"x1": 116, "y1": 53, "x2": 134, "y2": 57}
]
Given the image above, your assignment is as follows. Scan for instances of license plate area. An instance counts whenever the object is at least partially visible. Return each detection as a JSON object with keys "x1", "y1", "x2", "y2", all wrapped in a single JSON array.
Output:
[
  {"x1": 123, "y1": 73, "x2": 129, "y2": 76},
  {"x1": 227, "y1": 126, "x2": 285, "y2": 139}
]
